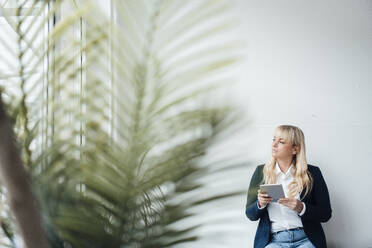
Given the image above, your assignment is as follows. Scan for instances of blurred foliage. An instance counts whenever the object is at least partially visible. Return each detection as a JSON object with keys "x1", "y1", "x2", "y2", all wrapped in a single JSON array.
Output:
[{"x1": 0, "y1": 0, "x2": 243, "y2": 247}]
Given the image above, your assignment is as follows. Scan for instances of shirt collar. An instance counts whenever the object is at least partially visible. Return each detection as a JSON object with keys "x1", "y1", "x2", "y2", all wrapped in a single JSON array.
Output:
[{"x1": 275, "y1": 162, "x2": 293, "y2": 178}]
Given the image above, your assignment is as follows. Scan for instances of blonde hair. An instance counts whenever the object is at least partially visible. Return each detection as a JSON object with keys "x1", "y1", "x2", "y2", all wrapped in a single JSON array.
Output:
[{"x1": 263, "y1": 125, "x2": 313, "y2": 199}]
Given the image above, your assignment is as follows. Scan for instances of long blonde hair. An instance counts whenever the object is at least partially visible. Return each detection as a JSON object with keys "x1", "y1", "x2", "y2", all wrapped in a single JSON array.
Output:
[{"x1": 263, "y1": 125, "x2": 313, "y2": 199}]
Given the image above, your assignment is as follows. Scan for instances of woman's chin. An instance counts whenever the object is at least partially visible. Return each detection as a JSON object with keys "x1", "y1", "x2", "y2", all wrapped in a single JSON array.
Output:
[{"x1": 272, "y1": 154, "x2": 282, "y2": 159}]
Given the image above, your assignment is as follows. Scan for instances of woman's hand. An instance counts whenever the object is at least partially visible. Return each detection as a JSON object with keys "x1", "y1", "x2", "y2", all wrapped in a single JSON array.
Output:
[
  {"x1": 257, "y1": 189, "x2": 272, "y2": 208},
  {"x1": 278, "y1": 198, "x2": 303, "y2": 213}
]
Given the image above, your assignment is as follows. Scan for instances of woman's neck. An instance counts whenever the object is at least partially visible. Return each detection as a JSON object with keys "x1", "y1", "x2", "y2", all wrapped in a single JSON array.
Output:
[{"x1": 277, "y1": 158, "x2": 293, "y2": 173}]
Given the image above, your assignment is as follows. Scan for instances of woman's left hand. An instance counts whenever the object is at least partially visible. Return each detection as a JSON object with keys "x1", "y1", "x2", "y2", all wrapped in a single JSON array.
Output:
[{"x1": 278, "y1": 198, "x2": 303, "y2": 213}]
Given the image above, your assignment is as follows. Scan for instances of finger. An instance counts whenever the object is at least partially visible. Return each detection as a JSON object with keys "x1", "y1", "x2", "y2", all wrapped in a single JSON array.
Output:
[
  {"x1": 258, "y1": 197, "x2": 267, "y2": 203},
  {"x1": 261, "y1": 198, "x2": 272, "y2": 203},
  {"x1": 278, "y1": 201, "x2": 295, "y2": 209},
  {"x1": 259, "y1": 197, "x2": 272, "y2": 203},
  {"x1": 278, "y1": 198, "x2": 288, "y2": 204}
]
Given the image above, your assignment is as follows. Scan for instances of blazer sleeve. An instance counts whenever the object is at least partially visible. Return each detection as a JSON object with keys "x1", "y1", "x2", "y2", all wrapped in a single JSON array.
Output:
[
  {"x1": 301, "y1": 166, "x2": 332, "y2": 223},
  {"x1": 245, "y1": 165, "x2": 266, "y2": 221}
]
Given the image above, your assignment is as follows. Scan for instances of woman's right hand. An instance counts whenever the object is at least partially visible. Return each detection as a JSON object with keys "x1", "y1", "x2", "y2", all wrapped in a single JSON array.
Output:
[{"x1": 257, "y1": 189, "x2": 273, "y2": 208}]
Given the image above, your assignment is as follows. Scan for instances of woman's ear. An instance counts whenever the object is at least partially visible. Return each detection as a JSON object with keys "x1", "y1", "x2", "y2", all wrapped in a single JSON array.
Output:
[{"x1": 292, "y1": 145, "x2": 300, "y2": 155}]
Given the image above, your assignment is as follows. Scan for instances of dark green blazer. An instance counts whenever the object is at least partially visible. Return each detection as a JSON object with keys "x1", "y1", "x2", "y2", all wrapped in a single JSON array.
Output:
[{"x1": 245, "y1": 164, "x2": 332, "y2": 248}]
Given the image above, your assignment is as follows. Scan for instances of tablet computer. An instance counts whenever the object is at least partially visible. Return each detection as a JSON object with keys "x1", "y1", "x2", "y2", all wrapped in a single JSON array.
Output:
[{"x1": 259, "y1": 184, "x2": 285, "y2": 202}]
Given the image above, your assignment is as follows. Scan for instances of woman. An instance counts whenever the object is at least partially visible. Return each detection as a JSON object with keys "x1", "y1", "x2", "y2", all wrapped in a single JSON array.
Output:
[{"x1": 245, "y1": 125, "x2": 332, "y2": 248}]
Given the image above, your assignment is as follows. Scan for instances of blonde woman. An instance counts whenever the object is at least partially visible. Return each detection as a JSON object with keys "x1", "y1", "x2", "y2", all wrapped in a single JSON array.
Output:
[{"x1": 245, "y1": 125, "x2": 332, "y2": 248}]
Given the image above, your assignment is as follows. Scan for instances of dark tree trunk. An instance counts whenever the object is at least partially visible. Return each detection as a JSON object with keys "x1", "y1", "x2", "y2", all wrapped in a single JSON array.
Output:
[{"x1": 0, "y1": 95, "x2": 49, "y2": 248}]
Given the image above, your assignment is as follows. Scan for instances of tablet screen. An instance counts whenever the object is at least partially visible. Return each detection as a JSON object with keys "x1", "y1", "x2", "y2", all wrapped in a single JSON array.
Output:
[{"x1": 259, "y1": 184, "x2": 285, "y2": 202}]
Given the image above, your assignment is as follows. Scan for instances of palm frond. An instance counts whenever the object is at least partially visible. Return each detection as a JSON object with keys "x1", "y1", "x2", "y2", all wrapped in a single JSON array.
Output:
[{"x1": 0, "y1": 0, "x2": 245, "y2": 247}]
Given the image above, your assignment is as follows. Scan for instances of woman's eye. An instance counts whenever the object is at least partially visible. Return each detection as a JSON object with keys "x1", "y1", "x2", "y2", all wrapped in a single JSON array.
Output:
[{"x1": 280, "y1": 141, "x2": 284, "y2": 144}]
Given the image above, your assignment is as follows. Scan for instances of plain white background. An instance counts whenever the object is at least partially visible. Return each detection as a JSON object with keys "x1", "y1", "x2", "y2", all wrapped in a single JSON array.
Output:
[{"x1": 230, "y1": 0, "x2": 372, "y2": 247}]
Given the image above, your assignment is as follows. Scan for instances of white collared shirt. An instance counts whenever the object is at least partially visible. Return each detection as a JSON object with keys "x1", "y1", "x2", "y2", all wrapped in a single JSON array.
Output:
[{"x1": 259, "y1": 163, "x2": 306, "y2": 233}]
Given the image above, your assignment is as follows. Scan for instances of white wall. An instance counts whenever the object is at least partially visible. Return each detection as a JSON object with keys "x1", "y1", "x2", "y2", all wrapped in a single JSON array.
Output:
[{"x1": 231, "y1": 0, "x2": 372, "y2": 247}]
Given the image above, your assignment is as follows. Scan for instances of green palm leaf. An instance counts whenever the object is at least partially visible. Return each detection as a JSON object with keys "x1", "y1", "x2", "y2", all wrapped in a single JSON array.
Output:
[{"x1": 0, "y1": 0, "x2": 245, "y2": 247}]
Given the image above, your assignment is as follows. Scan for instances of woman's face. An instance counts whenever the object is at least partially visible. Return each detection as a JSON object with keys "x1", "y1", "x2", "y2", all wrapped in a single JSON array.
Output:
[{"x1": 271, "y1": 129, "x2": 297, "y2": 160}]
